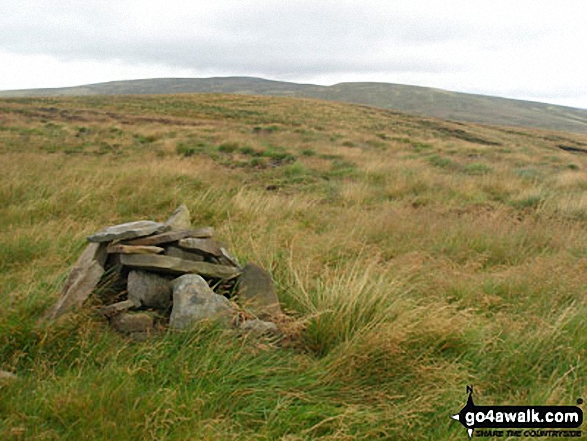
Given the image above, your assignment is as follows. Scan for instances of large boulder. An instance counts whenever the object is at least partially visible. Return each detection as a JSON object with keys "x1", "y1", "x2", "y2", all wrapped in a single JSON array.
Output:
[{"x1": 169, "y1": 274, "x2": 237, "y2": 329}]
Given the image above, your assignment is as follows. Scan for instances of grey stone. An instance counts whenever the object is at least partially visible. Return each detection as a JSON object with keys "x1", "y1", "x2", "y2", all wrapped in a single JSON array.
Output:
[
  {"x1": 0, "y1": 369, "x2": 17, "y2": 382},
  {"x1": 164, "y1": 204, "x2": 192, "y2": 231},
  {"x1": 239, "y1": 319, "x2": 280, "y2": 336},
  {"x1": 87, "y1": 220, "x2": 167, "y2": 243},
  {"x1": 106, "y1": 244, "x2": 164, "y2": 254},
  {"x1": 191, "y1": 227, "x2": 215, "y2": 238},
  {"x1": 178, "y1": 238, "x2": 223, "y2": 257},
  {"x1": 127, "y1": 270, "x2": 172, "y2": 310},
  {"x1": 219, "y1": 247, "x2": 241, "y2": 269},
  {"x1": 98, "y1": 299, "x2": 137, "y2": 317},
  {"x1": 120, "y1": 254, "x2": 241, "y2": 279},
  {"x1": 169, "y1": 274, "x2": 237, "y2": 329},
  {"x1": 124, "y1": 229, "x2": 194, "y2": 246},
  {"x1": 110, "y1": 312, "x2": 154, "y2": 334},
  {"x1": 43, "y1": 242, "x2": 107, "y2": 320},
  {"x1": 237, "y1": 263, "x2": 282, "y2": 319},
  {"x1": 165, "y1": 246, "x2": 205, "y2": 262}
]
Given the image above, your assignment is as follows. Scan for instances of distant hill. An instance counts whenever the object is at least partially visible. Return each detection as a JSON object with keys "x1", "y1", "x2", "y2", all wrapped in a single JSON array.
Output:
[{"x1": 2, "y1": 76, "x2": 587, "y2": 134}]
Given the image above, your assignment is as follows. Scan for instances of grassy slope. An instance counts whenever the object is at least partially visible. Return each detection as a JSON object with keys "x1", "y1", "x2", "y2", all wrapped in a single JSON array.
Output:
[
  {"x1": 2, "y1": 77, "x2": 587, "y2": 134},
  {"x1": 1, "y1": 94, "x2": 587, "y2": 440},
  {"x1": 302, "y1": 82, "x2": 587, "y2": 135}
]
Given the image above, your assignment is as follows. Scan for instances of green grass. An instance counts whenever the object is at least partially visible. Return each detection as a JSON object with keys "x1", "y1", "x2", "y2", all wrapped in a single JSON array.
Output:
[
  {"x1": 428, "y1": 154, "x2": 457, "y2": 169},
  {"x1": 462, "y1": 163, "x2": 492, "y2": 175},
  {"x1": 1, "y1": 94, "x2": 587, "y2": 440}
]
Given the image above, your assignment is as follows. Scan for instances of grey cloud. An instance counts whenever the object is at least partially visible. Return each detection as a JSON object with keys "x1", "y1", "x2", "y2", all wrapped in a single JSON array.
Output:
[
  {"x1": 0, "y1": 0, "x2": 475, "y2": 76},
  {"x1": 1, "y1": 0, "x2": 586, "y2": 108}
]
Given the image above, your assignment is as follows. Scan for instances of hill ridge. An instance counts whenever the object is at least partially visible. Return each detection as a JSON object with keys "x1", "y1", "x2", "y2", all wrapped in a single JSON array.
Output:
[{"x1": 2, "y1": 76, "x2": 587, "y2": 134}]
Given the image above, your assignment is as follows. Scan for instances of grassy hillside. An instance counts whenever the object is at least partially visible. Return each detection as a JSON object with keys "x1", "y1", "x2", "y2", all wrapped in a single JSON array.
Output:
[
  {"x1": 303, "y1": 82, "x2": 587, "y2": 135},
  {"x1": 1, "y1": 94, "x2": 587, "y2": 440},
  {"x1": 2, "y1": 77, "x2": 587, "y2": 134}
]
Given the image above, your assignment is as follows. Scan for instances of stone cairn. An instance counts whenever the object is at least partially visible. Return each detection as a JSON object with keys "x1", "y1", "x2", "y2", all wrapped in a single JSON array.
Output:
[{"x1": 44, "y1": 205, "x2": 282, "y2": 340}]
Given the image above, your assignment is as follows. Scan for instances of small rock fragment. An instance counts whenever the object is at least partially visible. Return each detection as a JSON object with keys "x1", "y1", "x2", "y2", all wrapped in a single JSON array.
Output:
[
  {"x1": 110, "y1": 312, "x2": 154, "y2": 334},
  {"x1": 98, "y1": 299, "x2": 137, "y2": 317},
  {"x1": 127, "y1": 270, "x2": 172, "y2": 310},
  {"x1": 237, "y1": 263, "x2": 282, "y2": 319},
  {"x1": 178, "y1": 238, "x2": 223, "y2": 257},
  {"x1": 164, "y1": 204, "x2": 192, "y2": 231},
  {"x1": 0, "y1": 369, "x2": 17, "y2": 382},
  {"x1": 87, "y1": 220, "x2": 167, "y2": 243},
  {"x1": 170, "y1": 274, "x2": 237, "y2": 329},
  {"x1": 239, "y1": 319, "x2": 280, "y2": 336},
  {"x1": 218, "y1": 247, "x2": 241, "y2": 269}
]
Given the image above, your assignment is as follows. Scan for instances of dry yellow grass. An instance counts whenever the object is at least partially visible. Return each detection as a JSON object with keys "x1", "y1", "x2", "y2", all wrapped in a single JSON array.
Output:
[{"x1": 1, "y1": 94, "x2": 587, "y2": 439}]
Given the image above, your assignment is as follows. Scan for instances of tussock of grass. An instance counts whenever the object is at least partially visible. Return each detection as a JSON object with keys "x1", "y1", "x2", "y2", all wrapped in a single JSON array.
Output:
[
  {"x1": 1, "y1": 94, "x2": 587, "y2": 439},
  {"x1": 287, "y1": 258, "x2": 412, "y2": 355}
]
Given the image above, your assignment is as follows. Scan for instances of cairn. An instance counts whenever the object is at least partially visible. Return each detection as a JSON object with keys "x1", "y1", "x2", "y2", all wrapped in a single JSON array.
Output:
[{"x1": 44, "y1": 205, "x2": 282, "y2": 340}]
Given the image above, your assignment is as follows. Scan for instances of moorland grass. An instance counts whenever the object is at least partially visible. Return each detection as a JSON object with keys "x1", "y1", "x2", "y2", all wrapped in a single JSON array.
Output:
[{"x1": 1, "y1": 94, "x2": 587, "y2": 440}]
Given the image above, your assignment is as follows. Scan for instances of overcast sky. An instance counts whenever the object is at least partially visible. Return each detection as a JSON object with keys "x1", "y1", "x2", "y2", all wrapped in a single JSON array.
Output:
[{"x1": 1, "y1": 0, "x2": 586, "y2": 109}]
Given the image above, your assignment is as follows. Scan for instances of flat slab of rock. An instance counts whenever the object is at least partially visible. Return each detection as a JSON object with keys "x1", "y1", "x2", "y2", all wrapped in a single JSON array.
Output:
[
  {"x1": 87, "y1": 220, "x2": 166, "y2": 243},
  {"x1": 165, "y1": 246, "x2": 205, "y2": 262},
  {"x1": 170, "y1": 274, "x2": 237, "y2": 329},
  {"x1": 178, "y1": 238, "x2": 223, "y2": 257},
  {"x1": 107, "y1": 244, "x2": 164, "y2": 254},
  {"x1": 127, "y1": 270, "x2": 172, "y2": 310},
  {"x1": 43, "y1": 242, "x2": 107, "y2": 320},
  {"x1": 237, "y1": 263, "x2": 282, "y2": 319},
  {"x1": 124, "y1": 229, "x2": 195, "y2": 246},
  {"x1": 165, "y1": 204, "x2": 192, "y2": 231},
  {"x1": 120, "y1": 254, "x2": 241, "y2": 279},
  {"x1": 111, "y1": 312, "x2": 154, "y2": 334}
]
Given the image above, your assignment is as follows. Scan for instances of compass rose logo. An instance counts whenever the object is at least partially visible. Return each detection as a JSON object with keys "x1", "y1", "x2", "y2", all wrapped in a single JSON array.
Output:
[{"x1": 451, "y1": 385, "x2": 476, "y2": 439}]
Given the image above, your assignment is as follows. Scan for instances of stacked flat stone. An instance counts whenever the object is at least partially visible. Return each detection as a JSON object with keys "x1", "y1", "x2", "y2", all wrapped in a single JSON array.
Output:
[{"x1": 43, "y1": 205, "x2": 282, "y2": 340}]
